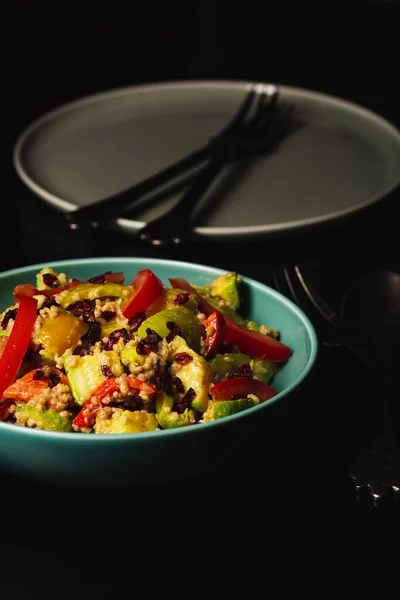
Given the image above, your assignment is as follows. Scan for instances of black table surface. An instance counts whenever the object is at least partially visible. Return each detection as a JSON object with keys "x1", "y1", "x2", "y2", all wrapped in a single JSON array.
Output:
[{"x1": 2, "y1": 2, "x2": 399, "y2": 597}]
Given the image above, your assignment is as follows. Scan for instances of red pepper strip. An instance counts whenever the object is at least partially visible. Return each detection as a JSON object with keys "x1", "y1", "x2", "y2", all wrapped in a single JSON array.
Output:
[
  {"x1": 210, "y1": 376, "x2": 277, "y2": 402},
  {"x1": 121, "y1": 269, "x2": 164, "y2": 319},
  {"x1": 0, "y1": 296, "x2": 38, "y2": 402},
  {"x1": 203, "y1": 311, "x2": 226, "y2": 359},
  {"x1": 0, "y1": 336, "x2": 8, "y2": 359},
  {"x1": 14, "y1": 284, "x2": 62, "y2": 298},
  {"x1": 13, "y1": 281, "x2": 82, "y2": 300},
  {"x1": 169, "y1": 277, "x2": 291, "y2": 363},
  {"x1": 224, "y1": 320, "x2": 291, "y2": 363},
  {"x1": 2, "y1": 368, "x2": 68, "y2": 403},
  {"x1": 13, "y1": 274, "x2": 123, "y2": 301},
  {"x1": 104, "y1": 272, "x2": 125, "y2": 284},
  {"x1": 72, "y1": 375, "x2": 157, "y2": 429}
]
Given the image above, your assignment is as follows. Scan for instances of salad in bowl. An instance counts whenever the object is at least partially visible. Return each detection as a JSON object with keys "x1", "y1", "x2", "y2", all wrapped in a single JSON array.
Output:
[{"x1": 0, "y1": 264, "x2": 292, "y2": 435}]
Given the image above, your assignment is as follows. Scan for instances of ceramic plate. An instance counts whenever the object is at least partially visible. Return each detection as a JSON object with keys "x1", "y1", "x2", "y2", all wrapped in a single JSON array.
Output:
[{"x1": 13, "y1": 81, "x2": 400, "y2": 240}]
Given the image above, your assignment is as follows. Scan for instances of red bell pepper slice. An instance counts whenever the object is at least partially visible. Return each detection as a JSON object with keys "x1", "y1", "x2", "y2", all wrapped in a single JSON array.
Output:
[
  {"x1": 0, "y1": 336, "x2": 8, "y2": 359},
  {"x1": 224, "y1": 320, "x2": 291, "y2": 363},
  {"x1": 210, "y1": 376, "x2": 277, "y2": 402},
  {"x1": 103, "y1": 272, "x2": 125, "y2": 284},
  {"x1": 203, "y1": 310, "x2": 226, "y2": 359},
  {"x1": 72, "y1": 375, "x2": 157, "y2": 429},
  {"x1": 14, "y1": 284, "x2": 63, "y2": 298},
  {"x1": 2, "y1": 368, "x2": 68, "y2": 403},
  {"x1": 121, "y1": 269, "x2": 164, "y2": 319},
  {"x1": 169, "y1": 277, "x2": 291, "y2": 363},
  {"x1": 0, "y1": 295, "x2": 38, "y2": 402},
  {"x1": 13, "y1": 280, "x2": 82, "y2": 300}
]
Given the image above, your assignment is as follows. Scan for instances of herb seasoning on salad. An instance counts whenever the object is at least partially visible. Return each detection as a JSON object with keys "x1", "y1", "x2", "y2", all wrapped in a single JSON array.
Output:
[{"x1": 0, "y1": 267, "x2": 291, "y2": 433}]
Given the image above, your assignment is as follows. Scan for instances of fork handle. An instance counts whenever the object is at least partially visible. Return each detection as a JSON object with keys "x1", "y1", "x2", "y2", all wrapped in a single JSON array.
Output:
[
  {"x1": 138, "y1": 155, "x2": 226, "y2": 244},
  {"x1": 166, "y1": 156, "x2": 227, "y2": 221},
  {"x1": 65, "y1": 88, "x2": 260, "y2": 230},
  {"x1": 65, "y1": 144, "x2": 211, "y2": 229}
]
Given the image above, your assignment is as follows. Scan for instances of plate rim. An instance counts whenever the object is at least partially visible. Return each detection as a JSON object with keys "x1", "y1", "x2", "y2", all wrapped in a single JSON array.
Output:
[{"x1": 13, "y1": 79, "x2": 400, "y2": 238}]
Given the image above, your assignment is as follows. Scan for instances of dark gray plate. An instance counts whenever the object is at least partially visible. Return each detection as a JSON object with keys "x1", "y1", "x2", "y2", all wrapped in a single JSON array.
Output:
[{"x1": 13, "y1": 81, "x2": 400, "y2": 240}]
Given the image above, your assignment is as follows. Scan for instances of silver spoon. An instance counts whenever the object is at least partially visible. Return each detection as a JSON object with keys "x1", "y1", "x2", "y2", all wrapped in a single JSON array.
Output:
[{"x1": 345, "y1": 269, "x2": 400, "y2": 502}]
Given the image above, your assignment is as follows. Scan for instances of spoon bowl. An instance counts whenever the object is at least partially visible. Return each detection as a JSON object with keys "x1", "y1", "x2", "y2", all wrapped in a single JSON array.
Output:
[{"x1": 340, "y1": 269, "x2": 400, "y2": 342}]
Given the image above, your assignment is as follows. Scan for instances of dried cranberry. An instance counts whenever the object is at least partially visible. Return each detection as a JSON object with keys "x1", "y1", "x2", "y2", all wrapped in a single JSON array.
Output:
[
  {"x1": 67, "y1": 299, "x2": 96, "y2": 323},
  {"x1": 173, "y1": 292, "x2": 190, "y2": 306},
  {"x1": 136, "y1": 340, "x2": 150, "y2": 355},
  {"x1": 101, "y1": 310, "x2": 115, "y2": 322},
  {"x1": 42, "y1": 273, "x2": 58, "y2": 288},
  {"x1": 137, "y1": 328, "x2": 161, "y2": 354},
  {"x1": 1, "y1": 308, "x2": 17, "y2": 329},
  {"x1": 128, "y1": 312, "x2": 146, "y2": 332},
  {"x1": 88, "y1": 275, "x2": 105, "y2": 284},
  {"x1": 33, "y1": 369, "x2": 45, "y2": 380},
  {"x1": 158, "y1": 369, "x2": 174, "y2": 395},
  {"x1": 73, "y1": 344, "x2": 93, "y2": 357},
  {"x1": 172, "y1": 376, "x2": 185, "y2": 394},
  {"x1": 146, "y1": 328, "x2": 162, "y2": 346},
  {"x1": 166, "y1": 321, "x2": 181, "y2": 343},
  {"x1": 173, "y1": 352, "x2": 193, "y2": 365},
  {"x1": 183, "y1": 387, "x2": 196, "y2": 402},
  {"x1": 40, "y1": 298, "x2": 60, "y2": 311},
  {"x1": 227, "y1": 362, "x2": 252, "y2": 379},
  {"x1": 101, "y1": 365, "x2": 114, "y2": 379},
  {"x1": 73, "y1": 322, "x2": 101, "y2": 355},
  {"x1": 48, "y1": 372, "x2": 61, "y2": 388},
  {"x1": 174, "y1": 401, "x2": 188, "y2": 414},
  {"x1": 86, "y1": 322, "x2": 102, "y2": 345},
  {"x1": 88, "y1": 271, "x2": 111, "y2": 284},
  {"x1": 104, "y1": 328, "x2": 132, "y2": 351},
  {"x1": 175, "y1": 387, "x2": 196, "y2": 413}
]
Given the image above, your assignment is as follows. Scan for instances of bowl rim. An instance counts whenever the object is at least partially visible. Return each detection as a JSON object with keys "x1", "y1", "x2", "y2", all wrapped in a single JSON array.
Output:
[{"x1": 0, "y1": 256, "x2": 318, "y2": 441}]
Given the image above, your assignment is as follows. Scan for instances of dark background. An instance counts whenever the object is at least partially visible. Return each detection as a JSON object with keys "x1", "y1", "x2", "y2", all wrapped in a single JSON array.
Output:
[
  {"x1": 1, "y1": 2, "x2": 400, "y2": 597},
  {"x1": 8, "y1": 1, "x2": 400, "y2": 155}
]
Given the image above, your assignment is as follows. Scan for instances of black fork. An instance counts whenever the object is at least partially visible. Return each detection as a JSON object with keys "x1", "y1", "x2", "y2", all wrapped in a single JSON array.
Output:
[
  {"x1": 65, "y1": 85, "x2": 266, "y2": 230},
  {"x1": 138, "y1": 85, "x2": 296, "y2": 245}
]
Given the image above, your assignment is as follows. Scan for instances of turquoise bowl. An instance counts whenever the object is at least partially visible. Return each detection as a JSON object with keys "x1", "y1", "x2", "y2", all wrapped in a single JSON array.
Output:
[{"x1": 0, "y1": 257, "x2": 317, "y2": 487}]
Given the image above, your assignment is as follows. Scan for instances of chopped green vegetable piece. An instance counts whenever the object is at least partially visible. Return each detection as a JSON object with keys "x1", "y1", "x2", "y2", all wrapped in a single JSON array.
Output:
[
  {"x1": 206, "y1": 397, "x2": 259, "y2": 420},
  {"x1": 169, "y1": 335, "x2": 212, "y2": 413},
  {"x1": 138, "y1": 307, "x2": 203, "y2": 353},
  {"x1": 56, "y1": 283, "x2": 132, "y2": 308},
  {"x1": 209, "y1": 353, "x2": 250, "y2": 379},
  {"x1": 155, "y1": 392, "x2": 196, "y2": 429},
  {"x1": 15, "y1": 404, "x2": 72, "y2": 432},
  {"x1": 65, "y1": 351, "x2": 123, "y2": 405},
  {"x1": 250, "y1": 358, "x2": 278, "y2": 383},
  {"x1": 210, "y1": 272, "x2": 241, "y2": 310}
]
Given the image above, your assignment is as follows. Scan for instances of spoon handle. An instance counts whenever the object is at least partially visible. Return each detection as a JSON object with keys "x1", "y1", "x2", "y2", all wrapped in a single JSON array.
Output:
[{"x1": 369, "y1": 343, "x2": 400, "y2": 452}]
